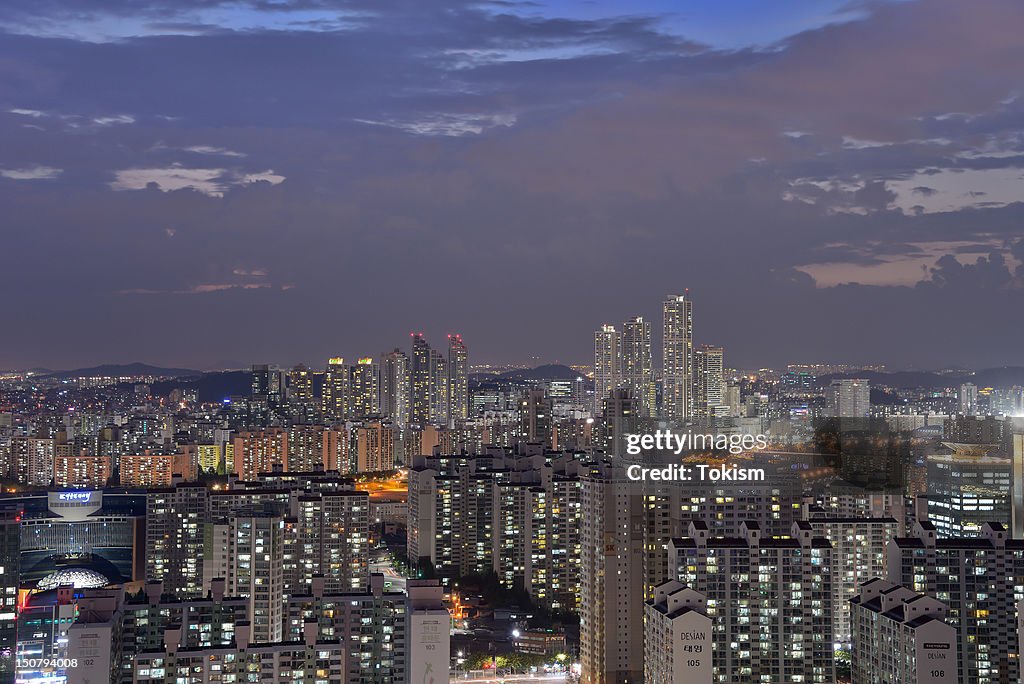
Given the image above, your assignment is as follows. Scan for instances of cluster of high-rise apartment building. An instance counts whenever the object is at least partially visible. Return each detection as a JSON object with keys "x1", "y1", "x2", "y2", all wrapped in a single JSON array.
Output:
[
  {"x1": 588, "y1": 479, "x2": 1024, "y2": 684},
  {"x1": 1, "y1": 468, "x2": 449, "y2": 683},
  {"x1": 407, "y1": 443, "x2": 585, "y2": 612},
  {"x1": 594, "y1": 294, "x2": 724, "y2": 421},
  {"x1": 958, "y1": 382, "x2": 1024, "y2": 418},
  {"x1": 403, "y1": 437, "x2": 958, "y2": 683},
  {"x1": 9, "y1": 296, "x2": 1024, "y2": 683},
  {"x1": 398, "y1": 362, "x2": 1024, "y2": 684},
  {"x1": 0, "y1": 333, "x2": 472, "y2": 492},
  {"x1": 570, "y1": 426, "x2": 1024, "y2": 684},
  {"x1": 250, "y1": 332, "x2": 469, "y2": 429}
]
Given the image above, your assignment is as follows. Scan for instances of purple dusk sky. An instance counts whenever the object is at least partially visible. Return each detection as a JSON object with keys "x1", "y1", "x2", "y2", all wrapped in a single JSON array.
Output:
[{"x1": 2, "y1": 0, "x2": 1024, "y2": 370}]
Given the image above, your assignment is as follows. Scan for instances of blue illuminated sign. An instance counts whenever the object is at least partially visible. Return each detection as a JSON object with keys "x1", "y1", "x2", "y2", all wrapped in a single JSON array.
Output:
[{"x1": 57, "y1": 492, "x2": 92, "y2": 502}]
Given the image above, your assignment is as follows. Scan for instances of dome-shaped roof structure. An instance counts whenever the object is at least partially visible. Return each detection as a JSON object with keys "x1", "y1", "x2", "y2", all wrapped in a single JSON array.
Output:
[{"x1": 36, "y1": 567, "x2": 110, "y2": 591}]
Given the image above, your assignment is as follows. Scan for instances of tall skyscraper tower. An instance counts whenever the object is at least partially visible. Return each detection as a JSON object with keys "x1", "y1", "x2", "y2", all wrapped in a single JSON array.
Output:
[
  {"x1": 251, "y1": 364, "x2": 282, "y2": 408},
  {"x1": 146, "y1": 483, "x2": 210, "y2": 599},
  {"x1": 889, "y1": 521, "x2": 1018, "y2": 683},
  {"x1": 288, "y1": 364, "x2": 316, "y2": 422},
  {"x1": 410, "y1": 334, "x2": 432, "y2": 426},
  {"x1": 519, "y1": 389, "x2": 554, "y2": 446},
  {"x1": 851, "y1": 580, "x2": 956, "y2": 684},
  {"x1": 448, "y1": 334, "x2": 469, "y2": 424},
  {"x1": 644, "y1": 583, "x2": 712, "y2": 684},
  {"x1": 288, "y1": 364, "x2": 313, "y2": 403},
  {"x1": 321, "y1": 357, "x2": 349, "y2": 421},
  {"x1": 593, "y1": 325, "x2": 621, "y2": 416},
  {"x1": 429, "y1": 348, "x2": 449, "y2": 426},
  {"x1": 349, "y1": 358, "x2": 380, "y2": 418},
  {"x1": 356, "y1": 421, "x2": 396, "y2": 472},
  {"x1": 960, "y1": 382, "x2": 979, "y2": 416},
  {"x1": 251, "y1": 364, "x2": 271, "y2": 397},
  {"x1": 692, "y1": 345, "x2": 724, "y2": 419},
  {"x1": 207, "y1": 513, "x2": 285, "y2": 643},
  {"x1": 580, "y1": 463, "x2": 645, "y2": 684},
  {"x1": 600, "y1": 389, "x2": 639, "y2": 458},
  {"x1": 407, "y1": 580, "x2": 451, "y2": 684},
  {"x1": 381, "y1": 349, "x2": 410, "y2": 426},
  {"x1": 830, "y1": 379, "x2": 871, "y2": 418},
  {"x1": 671, "y1": 521, "x2": 835, "y2": 683},
  {"x1": 289, "y1": 490, "x2": 370, "y2": 593},
  {"x1": 662, "y1": 294, "x2": 693, "y2": 423},
  {"x1": 621, "y1": 316, "x2": 655, "y2": 417}
]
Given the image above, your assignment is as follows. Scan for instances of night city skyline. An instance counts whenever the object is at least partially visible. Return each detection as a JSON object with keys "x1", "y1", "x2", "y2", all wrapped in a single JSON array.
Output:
[
  {"x1": 3, "y1": 0, "x2": 1024, "y2": 370},
  {"x1": 6, "y1": 5, "x2": 1024, "y2": 683}
]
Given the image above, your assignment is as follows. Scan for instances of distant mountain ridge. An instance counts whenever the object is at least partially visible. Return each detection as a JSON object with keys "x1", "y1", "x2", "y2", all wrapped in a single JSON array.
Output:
[
  {"x1": 149, "y1": 371, "x2": 251, "y2": 403},
  {"x1": 820, "y1": 366, "x2": 1024, "y2": 389},
  {"x1": 46, "y1": 362, "x2": 201, "y2": 379}
]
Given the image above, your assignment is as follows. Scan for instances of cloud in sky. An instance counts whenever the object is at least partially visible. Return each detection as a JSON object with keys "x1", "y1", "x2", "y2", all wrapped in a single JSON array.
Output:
[
  {"x1": 7, "y1": 107, "x2": 137, "y2": 129},
  {"x1": 795, "y1": 239, "x2": 1020, "y2": 288},
  {"x1": 2, "y1": 0, "x2": 1024, "y2": 370},
  {"x1": 120, "y1": 282, "x2": 275, "y2": 295},
  {"x1": 183, "y1": 145, "x2": 246, "y2": 157},
  {"x1": 110, "y1": 165, "x2": 285, "y2": 196},
  {"x1": 1, "y1": 164, "x2": 62, "y2": 180}
]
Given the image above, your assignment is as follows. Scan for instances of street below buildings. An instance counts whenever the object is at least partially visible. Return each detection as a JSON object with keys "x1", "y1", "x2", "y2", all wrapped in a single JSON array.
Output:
[
  {"x1": 451, "y1": 673, "x2": 567, "y2": 684},
  {"x1": 370, "y1": 553, "x2": 407, "y2": 593}
]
